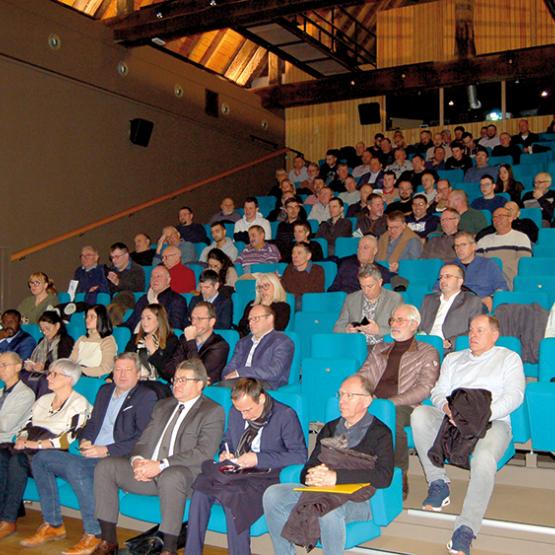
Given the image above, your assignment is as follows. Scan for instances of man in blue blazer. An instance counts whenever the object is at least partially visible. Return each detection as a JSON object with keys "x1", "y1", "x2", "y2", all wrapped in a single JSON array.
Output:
[
  {"x1": 222, "y1": 304, "x2": 294, "y2": 389},
  {"x1": 0, "y1": 310, "x2": 36, "y2": 360},
  {"x1": 188, "y1": 269, "x2": 232, "y2": 329},
  {"x1": 185, "y1": 378, "x2": 307, "y2": 555},
  {"x1": 21, "y1": 352, "x2": 157, "y2": 554}
]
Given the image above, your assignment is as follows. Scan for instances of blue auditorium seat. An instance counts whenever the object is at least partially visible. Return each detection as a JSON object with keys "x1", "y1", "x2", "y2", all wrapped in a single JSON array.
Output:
[
  {"x1": 316, "y1": 260, "x2": 338, "y2": 291},
  {"x1": 334, "y1": 237, "x2": 360, "y2": 258},
  {"x1": 301, "y1": 291, "x2": 346, "y2": 313},
  {"x1": 293, "y1": 311, "x2": 337, "y2": 359},
  {"x1": 492, "y1": 290, "x2": 551, "y2": 311},
  {"x1": 215, "y1": 328, "x2": 239, "y2": 363},
  {"x1": 526, "y1": 382, "x2": 555, "y2": 452},
  {"x1": 398, "y1": 258, "x2": 443, "y2": 290},
  {"x1": 538, "y1": 338, "x2": 555, "y2": 382},
  {"x1": 311, "y1": 333, "x2": 367, "y2": 367},
  {"x1": 113, "y1": 326, "x2": 132, "y2": 354}
]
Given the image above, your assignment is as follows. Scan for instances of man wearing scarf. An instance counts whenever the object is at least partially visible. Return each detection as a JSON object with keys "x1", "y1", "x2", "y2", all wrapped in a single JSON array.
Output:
[{"x1": 185, "y1": 378, "x2": 307, "y2": 555}]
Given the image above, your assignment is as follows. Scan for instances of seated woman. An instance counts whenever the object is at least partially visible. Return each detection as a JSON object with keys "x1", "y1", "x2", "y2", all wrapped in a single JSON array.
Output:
[
  {"x1": 22, "y1": 310, "x2": 74, "y2": 397},
  {"x1": 1, "y1": 358, "x2": 90, "y2": 541},
  {"x1": 237, "y1": 273, "x2": 290, "y2": 337},
  {"x1": 495, "y1": 164, "x2": 524, "y2": 206},
  {"x1": 207, "y1": 248, "x2": 238, "y2": 294},
  {"x1": 70, "y1": 305, "x2": 117, "y2": 378},
  {"x1": 125, "y1": 303, "x2": 179, "y2": 393},
  {"x1": 281, "y1": 243, "x2": 325, "y2": 310},
  {"x1": 17, "y1": 272, "x2": 59, "y2": 324}
]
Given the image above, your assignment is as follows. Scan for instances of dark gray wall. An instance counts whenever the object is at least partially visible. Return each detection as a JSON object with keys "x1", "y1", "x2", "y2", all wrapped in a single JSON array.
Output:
[{"x1": 0, "y1": 0, "x2": 285, "y2": 306}]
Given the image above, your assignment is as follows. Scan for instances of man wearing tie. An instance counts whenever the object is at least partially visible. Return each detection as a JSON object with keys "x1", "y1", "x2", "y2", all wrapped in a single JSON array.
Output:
[{"x1": 91, "y1": 359, "x2": 225, "y2": 555}]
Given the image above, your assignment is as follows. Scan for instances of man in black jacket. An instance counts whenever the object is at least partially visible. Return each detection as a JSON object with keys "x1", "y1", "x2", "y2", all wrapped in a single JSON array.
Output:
[{"x1": 21, "y1": 353, "x2": 157, "y2": 554}]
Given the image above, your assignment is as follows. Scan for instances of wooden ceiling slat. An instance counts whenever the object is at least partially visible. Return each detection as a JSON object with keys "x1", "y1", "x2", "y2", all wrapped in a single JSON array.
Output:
[
  {"x1": 206, "y1": 30, "x2": 244, "y2": 73},
  {"x1": 236, "y1": 46, "x2": 267, "y2": 86},
  {"x1": 199, "y1": 28, "x2": 228, "y2": 67},
  {"x1": 94, "y1": 0, "x2": 114, "y2": 19},
  {"x1": 221, "y1": 36, "x2": 247, "y2": 75},
  {"x1": 225, "y1": 41, "x2": 258, "y2": 82}
]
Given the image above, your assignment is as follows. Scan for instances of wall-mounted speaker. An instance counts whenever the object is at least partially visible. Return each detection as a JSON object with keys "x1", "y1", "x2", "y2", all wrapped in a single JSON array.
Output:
[
  {"x1": 358, "y1": 102, "x2": 381, "y2": 125},
  {"x1": 129, "y1": 118, "x2": 154, "y2": 147}
]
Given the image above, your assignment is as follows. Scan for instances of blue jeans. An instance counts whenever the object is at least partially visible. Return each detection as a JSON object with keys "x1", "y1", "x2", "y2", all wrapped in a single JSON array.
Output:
[
  {"x1": 263, "y1": 483, "x2": 371, "y2": 555},
  {"x1": 0, "y1": 447, "x2": 30, "y2": 523},
  {"x1": 31, "y1": 450, "x2": 101, "y2": 535}
]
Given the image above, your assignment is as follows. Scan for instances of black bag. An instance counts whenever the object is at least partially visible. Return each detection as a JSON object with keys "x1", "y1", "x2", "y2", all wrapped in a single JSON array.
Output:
[{"x1": 124, "y1": 522, "x2": 187, "y2": 555}]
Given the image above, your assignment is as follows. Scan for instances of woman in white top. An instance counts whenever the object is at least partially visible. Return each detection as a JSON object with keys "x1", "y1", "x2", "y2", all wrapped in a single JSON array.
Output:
[{"x1": 70, "y1": 305, "x2": 117, "y2": 378}]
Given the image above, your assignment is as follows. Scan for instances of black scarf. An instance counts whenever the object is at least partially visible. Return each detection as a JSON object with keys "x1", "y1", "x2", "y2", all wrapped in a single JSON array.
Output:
[{"x1": 235, "y1": 395, "x2": 274, "y2": 456}]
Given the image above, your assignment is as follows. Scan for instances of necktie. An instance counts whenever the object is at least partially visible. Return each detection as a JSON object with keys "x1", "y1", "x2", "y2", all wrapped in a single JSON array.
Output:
[{"x1": 157, "y1": 404, "x2": 184, "y2": 460}]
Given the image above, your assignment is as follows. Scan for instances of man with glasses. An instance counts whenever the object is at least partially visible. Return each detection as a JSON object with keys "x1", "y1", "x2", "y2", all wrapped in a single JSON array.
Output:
[
  {"x1": 106, "y1": 242, "x2": 145, "y2": 295},
  {"x1": 21, "y1": 353, "x2": 157, "y2": 554},
  {"x1": 92, "y1": 359, "x2": 225, "y2": 555},
  {"x1": 422, "y1": 208, "x2": 460, "y2": 262},
  {"x1": 222, "y1": 305, "x2": 294, "y2": 390},
  {"x1": 522, "y1": 172, "x2": 554, "y2": 226},
  {"x1": 357, "y1": 304, "x2": 440, "y2": 498},
  {"x1": 153, "y1": 226, "x2": 195, "y2": 266},
  {"x1": 421, "y1": 265, "x2": 484, "y2": 352},
  {"x1": 161, "y1": 245, "x2": 196, "y2": 294},
  {"x1": 73, "y1": 246, "x2": 109, "y2": 305},
  {"x1": 186, "y1": 378, "x2": 307, "y2": 555},
  {"x1": 264, "y1": 374, "x2": 393, "y2": 554}
]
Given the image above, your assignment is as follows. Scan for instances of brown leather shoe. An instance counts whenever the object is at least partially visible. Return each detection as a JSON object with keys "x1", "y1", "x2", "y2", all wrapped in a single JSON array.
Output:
[
  {"x1": 0, "y1": 521, "x2": 16, "y2": 540},
  {"x1": 89, "y1": 540, "x2": 119, "y2": 555},
  {"x1": 62, "y1": 534, "x2": 102, "y2": 555},
  {"x1": 20, "y1": 522, "x2": 66, "y2": 546}
]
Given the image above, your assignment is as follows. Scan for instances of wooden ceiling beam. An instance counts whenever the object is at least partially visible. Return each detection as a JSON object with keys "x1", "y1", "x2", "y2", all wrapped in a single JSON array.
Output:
[
  {"x1": 109, "y1": 0, "x2": 367, "y2": 46},
  {"x1": 256, "y1": 44, "x2": 555, "y2": 108}
]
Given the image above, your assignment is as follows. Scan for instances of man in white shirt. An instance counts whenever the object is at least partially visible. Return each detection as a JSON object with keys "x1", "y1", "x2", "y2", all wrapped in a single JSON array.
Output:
[
  {"x1": 411, "y1": 315, "x2": 525, "y2": 555},
  {"x1": 233, "y1": 197, "x2": 272, "y2": 243},
  {"x1": 477, "y1": 124, "x2": 501, "y2": 149},
  {"x1": 199, "y1": 221, "x2": 238, "y2": 262},
  {"x1": 338, "y1": 176, "x2": 361, "y2": 206},
  {"x1": 352, "y1": 150, "x2": 373, "y2": 179},
  {"x1": 307, "y1": 186, "x2": 332, "y2": 224}
]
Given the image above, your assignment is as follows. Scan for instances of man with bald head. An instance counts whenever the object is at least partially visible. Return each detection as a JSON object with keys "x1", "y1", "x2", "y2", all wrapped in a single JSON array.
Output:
[
  {"x1": 476, "y1": 207, "x2": 531, "y2": 287},
  {"x1": 153, "y1": 225, "x2": 196, "y2": 265},
  {"x1": 124, "y1": 265, "x2": 188, "y2": 331},
  {"x1": 448, "y1": 190, "x2": 488, "y2": 235},
  {"x1": 420, "y1": 264, "x2": 484, "y2": 352},
  {"x1": 475, "y1": 201, "x2": 539, "y2": 244},
  {"x1": 358, "y1": 304, "x2": 440, "y2": 498},
  {"x1": 411, "y1": 315, "x2": 525, "y2": 555},
  {"x1": 161, "y1": 246, "x2": 196, "y2": 294}
]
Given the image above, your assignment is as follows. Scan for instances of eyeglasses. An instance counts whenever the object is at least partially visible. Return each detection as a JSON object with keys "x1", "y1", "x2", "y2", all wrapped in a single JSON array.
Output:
[
  {"x1": 110, "y1": 253, "x2": 125, "y2": 260},
  {"x1": 255, "y1": 283, "x2": 272, "y2": 291},
  {"x1": 172, "y1": 376, "x2": 201, "y2": 385},
  {"x1": 162, "y1": 252, "x2": 179, "y2": 259},
  {"x1": 439, "y1": 273, "x2": 462, "y2": 280},
  {"x1": 47, "y1": 371, "x2": 67, "y2": 378},
  {"x1": 336, "y1": 391, "x2": 370, "y2": 401},
  {"x1": 248, "y1": 314, "x2": 270, "y2": 323},
  {"x1": 0, "y1": 362, "x2": 15, "y2": 369},
  {"x1": 28, "y1": 281, "x2": 44, "y2": 286},
  {"x1": 388, "y1": 317, "x2": 412, "y2": 325},
  {"x1": 440, "y1": 217, "x2": 458, "y2": 222}
]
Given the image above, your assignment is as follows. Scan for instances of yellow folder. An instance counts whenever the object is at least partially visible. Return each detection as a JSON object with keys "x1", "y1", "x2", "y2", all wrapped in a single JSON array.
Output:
[{"x1": 294, "y1": 483, "x2": 370, "y2": 494}]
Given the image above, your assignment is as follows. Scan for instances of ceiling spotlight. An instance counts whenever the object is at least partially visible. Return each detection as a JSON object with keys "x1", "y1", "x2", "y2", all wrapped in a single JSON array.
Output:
[
  {"x1": 209, "y1": 0, "x2": 217, "y2": 5},
  {"x1": 155, "y1": 11, "x2": 163, "y2": 19},
  {"x1": 350, "y1": 80, "x2": 356, "y2": 86},
  {"x1": 540, "y1": 90, "x2": 549, "y2": 97},
  {"x1": 448, "y1": 100, "x2": 454, "y2": 106}
]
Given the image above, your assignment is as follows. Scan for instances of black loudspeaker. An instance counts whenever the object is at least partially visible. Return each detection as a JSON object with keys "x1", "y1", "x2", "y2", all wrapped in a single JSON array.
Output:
[
  {"x1": 357, "y1": 102, "x2": 381, "y2": 125},
  {"x1": 129, "y1": 118, "x2": 154, "y2": 147}
]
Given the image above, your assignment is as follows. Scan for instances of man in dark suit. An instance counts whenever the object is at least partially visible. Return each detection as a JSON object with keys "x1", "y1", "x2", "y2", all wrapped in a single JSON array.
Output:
[
  {"x1": 92, "y1": 359, "x2": 225, "y2": 555},
  {"x1": 165, "y1": 301, "x2": 230, "y2": 384},
  {"x1": 185, "y1": 378, "x2": 307, "y2": 555},
  {"x1": 21, "y1": 352, "x2": 158, "y2": 554},
  {"x1": 188, "y1": 270, "x2": 232, "y2": 329},
  {"x1": 0, "y1": 310, "x2": 36, "y2": 360},
  {"x1": 124, "y1": 265, "x2": 188, "y2": 331},
  {"x1": 511, "y1": 118, "x2": 540, "y2": 151},
  {"x1": 222, "y1": 305, "x2": 294, "y2": 390},
  {"x1": 420, "y1": 264, "x2": 485, "y2": 352}
]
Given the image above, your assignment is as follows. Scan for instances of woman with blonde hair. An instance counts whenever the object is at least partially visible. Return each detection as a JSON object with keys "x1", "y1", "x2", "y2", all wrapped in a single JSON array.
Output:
[
  {"x1": 237, "y1": 273, "x2": 290, "y2": 336},
  {"x1": 17, "y1": 272, "x2": 59, "y2": 324}
]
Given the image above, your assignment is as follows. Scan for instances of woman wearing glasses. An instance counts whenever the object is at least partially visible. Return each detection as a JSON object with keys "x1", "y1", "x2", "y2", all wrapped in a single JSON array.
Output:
[
  {"x1": 237, "y1": 273, "x2": 290, "y2": 337},
  {"x1": 17, "y1": 272, "x2": 59, "y2": 325},
  {"x1": 0, "y1": 359, "x2": 90, "y2": 541}
]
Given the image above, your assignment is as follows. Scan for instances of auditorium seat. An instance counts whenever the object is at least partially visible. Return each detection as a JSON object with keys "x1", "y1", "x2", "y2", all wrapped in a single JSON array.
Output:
[
  {"x1": 334, "y1": 237, "x2": 360, "y2": 258},
  {"x1": 492, "y1": 290, "x2": 551, "y2": 311},
  {"x1": 519, "y1": 207, "x2": 542, "y2": 230},
  {"x1": 316, "y1": 260, "x2": 338, "y2": 291},
  {"x1": 538, "y1": 338, "x2": 555, "y2": 382},
  {"x1": 311, "y1": 333, "x2": 367, "y2": 367},
  {"x1": 293, "y1": 311, "x2": 338, "y2": 358},
  {"x1": 301, "y1": 291, "x2": 346, "y2": 313},
  {"x1": 398, "y1": 258, "x2": 443, "y2": 290},
  {"x1": 113, "y1": 326, "x2": 132, "y2": 354},
  {"x1": 526, "y1": 382, "x2": 555, "y2": 453}
]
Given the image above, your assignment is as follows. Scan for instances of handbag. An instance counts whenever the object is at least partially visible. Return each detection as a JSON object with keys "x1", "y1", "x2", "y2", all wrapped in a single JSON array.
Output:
[{"x1": 124, "y1": 522, "x2": 187, "y2": 555}]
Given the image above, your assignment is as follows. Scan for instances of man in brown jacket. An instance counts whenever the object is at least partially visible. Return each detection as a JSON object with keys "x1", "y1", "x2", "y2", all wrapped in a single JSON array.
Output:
[{"x1": 357, "y1": 304, "x2": 440, "y2": 498}]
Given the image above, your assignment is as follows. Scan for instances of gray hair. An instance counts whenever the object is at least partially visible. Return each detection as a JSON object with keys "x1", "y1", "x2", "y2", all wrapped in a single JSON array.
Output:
[
  {"x1": 396, "y1": 304, "x2": 421, "y2": 327},
  {"x1": 358, "y1": 264, "x2": 383, "y2": 282},
  {"x1": 51, "y1": 358, "x2": 82, "y2": 386},
  {"x1": 115, "y1": 352, "x2": 141, "y2": 371},
  {"x1": 175, "y1": 358, "x2": 209, "y2": 387},
  {"x1": 0, "y1": 351, "x2": 22, "y2": 366}
]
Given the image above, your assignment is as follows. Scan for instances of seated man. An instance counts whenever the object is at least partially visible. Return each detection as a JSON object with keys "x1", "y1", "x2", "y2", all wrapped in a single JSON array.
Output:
[
  {"x1": 185, "y1": 378, "x2": 307, "y2": 555},
  {"x1": 522, "y1": 172, "x2": 554, "y2": 225},
  {"x1": 358, "y1": 304, "x2": 440, "y2": 497},
  {"x1": 124, "y1": 265, "x2": 188, "y2": 331},
  {"x1": 422, "y1": 208, "x2": 460, "y2": 262},
  {"x1": 347, "y1": 183, "x2": 373, "y2": 218},
  {"x1": 411, "y1": 315, "x2": 525, "y2": 555},
  {"x1": 263, "y1": 374, "x2": 394, "y2": 554},
  {"x1": 492, "y1": 132, "x2": 521, "y2": 164},
  {"x1": 74, "y1": 246, "x2": 109, "y2": 305},
  {"x1": 282, "y1": 220, "x2": 324, "y2": 263},
  {"x1": 448, "y1": 190, "x2": 488, "y2": 235},
  {"x1": 384, "y1": 180, "x2": 413, "y2": 216},
  {"x1": 0, "y1": 352, "x2": 35, "y2": 539},
  {"x1": 165, "y1": 301, "x2": 229, "y2": 384},
  {"x1": 222, "y1": 305, "x2": 294, "y2": 390},
  {"x1": 315, "y1": 197, "x2": 352, "y2": 257},
  {"x1": 307, "y1": 186, "x2": 332, "y2": 224},
  {"x1": 233, "y1": 197, "x2": 272, "y2": 243},
  {"x1": 199, "y1": 222, "x2": 238, "y2": 263},
  {"x1": 420, "y1": 171, "x2": 438, "y2": 203},
  {"x1": 476, "y1": 207, "x2": 532, "y2": 288},
  {"x1": 334, "y1": 264, "x2": 402, "y2": 349},
  {"x1": 377, "y1": 211, "x2": 422, "y2": 273},
  {"x1": 406, "y1": 194, "x2": 439, "y2": 238},
  {"x1": 428, "y1": 178, "x2": 452, "y2": 213},
  {"x1": 328, "y1": 163, "x2": 350, "y2": 193},
  {"x1": 338, "y1": 176, "x2": 360, "y2": 206},
  {"x1": 208, "y1": 197, "x2": 242, "y2": 225},
  {"x1": 0, "y1": 310, "x2": 36, "y2": 360},
  {"x1": 359, "y1": 156, "x2": 385, "y2": 189},
  {"x1": 470, "y1": 175, "x2": 506, "y2": 214},
  {"x1": 387, "y1": 148, "x2": 413, "y2": 180},
  {"x1": 130, "y1": 233, "x2": 155, "y2": 266},
  {"x1": 478, "y1": 123, "x2": 501, "y2": 149},
  {"x1": 354, "y1": 192, "x2": 387, "y2": 238},
  {"x1": 511, "y1": 118, "x2": 540, "y2": 151},
  {"x1": 352, "y1": 149, "x2": 373, "y2": 181},
  {"x1": 475, "y1": 201, "x2": 539, "y2": 244},
  {"x1": 288, "y1": 154, "x2": 309, "y2": 185},
  {"x1": 21, "y1": 353, "x2": 157, "y2": 553},
  {"x1": 420, "y1": 264, "x2": 484, "y2": 352},
  {"x1": 329, "y1": 235, "x2": 398, "y2": 294},
  {"x1": 189, "y1": 269, "x2": 232, "y2": 329},
  {"x1": 453, "y1": 231, "x2": 508, "y2": 312},
  {"x1": 92, "y1": 359, "x2": 225, "y2": 555},
  {"x1": 106, "y1": 242, "x2": 145, "y2": 295},
  {"x1": 235, "y1": 225, "x2": 281, "y2": 272},
  {"x1": 445, "y1": 144, "x2": 472, "y2": 172},
  {"x1": 160, "y1": 246, "x2": 196, "y2": 294},
  {"x1": 153, "y1": 226, "x2": 196, "y2": 266},
  {"x1": 275, "y1": 197, "x2": 307, "y2": 258},
  {"x1": 176, "y1": 206, "x2": 209, "y2": 245},
  {"x1": 375, "y1": 170, "x2": 399, "y2": 205},
  {"x1": 281, "y1": 243, "x2": 325, "y2": 310},
  {"x1": 464, "y1": 148, "x2": 498, "y2": 183}
]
